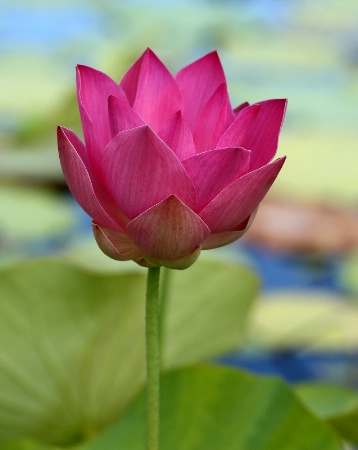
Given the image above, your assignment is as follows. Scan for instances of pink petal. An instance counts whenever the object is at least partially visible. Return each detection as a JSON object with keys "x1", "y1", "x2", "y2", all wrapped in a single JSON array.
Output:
[
  {"x1": 216, "y1": 104, "x2": 260, "y2": 149},
  {"x1": 201, "y1": 210, "x2": 257, "y2": 249},
  {"x1": 108, "y1": 95, "x2": 145, "y2": 138},
  {"x1": 193, "y1": 83, "x2": 235, "y2": 152},
  {"x1": 76, "y1": 65, "x2": 128, "y2": 151},
  {"x1": 199, "y1": 157, "x2": 286, "y2": 232},
  {"x1": 202, "y1": 230, "x2": 247, "y2": 250},
  {"x1": 75, "y1": 104, "x2": 101, "y2": 172},
  {"x1": 182, "y1": 147, "x2": 250, "y2": 211},
  {"x1": 102, "y1": 126, "x2": 196, "y2": 219},
  {"x1": 144, "y1": 246, "x2": 202, "y2": 270},
  {"x1": 120, "y1": 49, "x2": 181, "y2": 131},
  {"x1": 241, "y1": 99, "x2": 287, "y2": 170},
  {"x1": 92, "y1": 222, "x2": 143, "y2": 261},
  {"x1": 127, "y1": 195, "x2": 210, "y2": 260},
  {"x1": 158, "y1": 111, "x2": 196, "y2": 161},
  {"x1": 57, "y1": 127, "x2": 122, "y2": 230},
  {"x1": 175, "y1": 51, "x2": 226, "y2": 130}
]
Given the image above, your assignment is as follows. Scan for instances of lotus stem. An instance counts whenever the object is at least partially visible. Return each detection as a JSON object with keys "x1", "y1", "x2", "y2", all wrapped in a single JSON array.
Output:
[
  {"x1": 145, "y1": 267, "x2": 161, "y2": 450},
  {"x1": 159, "y1": 267, "x2": 171, "y2": 357}
]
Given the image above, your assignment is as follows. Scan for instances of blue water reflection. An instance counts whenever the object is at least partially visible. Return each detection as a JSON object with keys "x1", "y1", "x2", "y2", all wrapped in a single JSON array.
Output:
[{"x1": 0, "y1": 2, "x2": 101, "y2": 53}]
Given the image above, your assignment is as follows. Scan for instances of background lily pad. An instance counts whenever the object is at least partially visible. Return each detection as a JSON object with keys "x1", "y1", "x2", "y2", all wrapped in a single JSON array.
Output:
[{"x1": 245, "y1": 291, "x2": 358, "y2": 350}]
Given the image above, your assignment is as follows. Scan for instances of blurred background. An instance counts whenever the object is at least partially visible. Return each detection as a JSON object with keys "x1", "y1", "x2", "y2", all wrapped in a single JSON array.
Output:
[{"x1": 1, "y1": 0, "x2": 358, "y2": 385}]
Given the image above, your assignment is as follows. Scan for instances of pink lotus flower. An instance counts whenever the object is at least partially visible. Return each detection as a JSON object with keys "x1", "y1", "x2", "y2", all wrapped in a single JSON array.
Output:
[{"x1": 58, "y1": 49, "x2": 286, "y2": 269}]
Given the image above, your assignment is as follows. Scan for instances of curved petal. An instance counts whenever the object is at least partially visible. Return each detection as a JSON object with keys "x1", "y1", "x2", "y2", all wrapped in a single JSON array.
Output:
[
  {"x1": 108, "y1": 95, "x2": 145, "y2": 139},
  {"x1": 144, "y1": 246, "x2": 202, "y2": 270},
  {"x1": 241, "y1": 99, "x2": 287, "y2": 170},
  {"x1": 216, "y1": 104, "x2": 260, "y2": 149},
  {"x1": 201, "y1": 210, "x2": 257, "y2": 250},
  {"x1": 76, "y1": 65, "x2": 128, "y2": 151},
  {"x1": 75, "y1": 104, "x2": 101, "y2": 172},
  {"x1": 92, "y1": 222, "x2": 143, "y2": 261},
  {"x1": 202, "y1": 230, "x2": 246, "y2": 250},
  {"x1": 175, "y1": 51, "x2": 226, "y2": 130},
  {"x1": 199, "y1": 157, "x2": 286, "y2": 232},
  {"x1": 182, "y1": 147, "x2": 250, "y2": 211},
  {"x1": 193, "y1": 83, "x2": 235, "y2": 152},
  {"x1": 102, "y1": 126, "x2": 196, "y2": 219},
  {"x1": 127, "y1": 195, "x2": 210, "y2": 260},
  {"x1": 57, "y1": 122, "x2": 89, "y2": 165},
  {"x1": 120, "y1": 49, "x2": 181, "y2": 131},
  {"x1": 158, "y1": 111, "x2": 196, "y2": 161},
  {"x1": 57, "y1": 127, "x2": 121, "y2": 230}
]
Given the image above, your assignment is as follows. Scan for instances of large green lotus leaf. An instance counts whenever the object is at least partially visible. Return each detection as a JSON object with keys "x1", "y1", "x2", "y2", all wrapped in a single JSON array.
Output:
[
  {"x1": 0, "y1": 440, "x2": 48, "y2": 450},
  {"x1": 0, "y1": 256, "x2": 258, "y2": 446},
  {"x1": 63, "y1": 243, "x2": 259, "y2": 367},
  {"x1": 161, "y1": 256, "x2": 259, "y2": 369},
  {"x1": 246, "y1": 292, "x2": 358, "y2": 350},
  {"x1": 0, "y1": 259, "x2": 147, "y2": 446},
  {"x1": 296, "y1": 383, "x2": 358, "y2": 445},
  {"x1": 84, "y1": 365, "x2": 342, "y2": 450}
]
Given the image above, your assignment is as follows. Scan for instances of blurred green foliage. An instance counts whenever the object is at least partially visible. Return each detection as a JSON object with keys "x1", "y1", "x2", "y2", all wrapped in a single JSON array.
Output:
[{"x1": 1, "y1": 0, "x2": 357, "y2": 201}]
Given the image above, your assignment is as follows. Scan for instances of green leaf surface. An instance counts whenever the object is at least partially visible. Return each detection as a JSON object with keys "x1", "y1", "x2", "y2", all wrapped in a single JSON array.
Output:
[
  {"x1": 296, "y1": 383, "x2": 358, "y2": 445},
  {"x1": 0, "y1": 440, "x2": 48, "y2": 450},
  {"x1": 0, "y1": 259, "x2": 147, "y2": 446},
  {"x1": 161, "y1": 256, "x2": 259, "y2": 369},
  {"x1": 0, "y1": 256, "x2": 258, "y2": 446},
  {"x1": 64, "y1": 244, "x2": 259, "y2": 367},
  {"x1": 246, "y1": 292, "x2": 358, "y2": 350},
  {"x1": 85, "y1": 365, "x2": 342, "y2": 450}
]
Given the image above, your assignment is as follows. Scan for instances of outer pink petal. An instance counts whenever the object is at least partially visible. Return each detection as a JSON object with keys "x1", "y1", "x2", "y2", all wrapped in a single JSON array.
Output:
[
  {"x1": 127, "y1": 195, "x2": 210, "y2": 260},
  {"x1": 202, "y1": 230, "x2": 246, "y2": 250},
  {"x1": 216, "y1": 104, "x2": 260, "y2": 149},
  {"x1": 108, "y1": 95, "x2": 145, "y2": 138},
  {"x1": 144, "y1": 246, "x2": 202, "y2": 270},
  {"x1": 102, "y1": 126, "x2": 196, "y2": 219},
  {"x1": 120, "y1": 49, "x2": 181, "y2": 131},
  {"x1": 57, "y1": 127, "x2": 121, "y2": 230},
  {"x1": 175, "y1": 51, "x2": 226, "y2": 130},
  {"x1": 75, "y1": 104, "x2": 101, "y2": 172},
  {"x1": 182, "y1": 147, "x2": 250, "y2": 211},
  {"x1": 201, "y1": 210, "x2": 257, "y2": 250},
  {"x1": 158, "y1": 111, "x2": 196, "y2": 161},
  {"x1": 92, "y1": 222, "x2": 143, "y2": 261},
  {"x1": 199, "y1": 157, "x2": 286, "y2": 232},
  {"x1": 76, "y1": 65, "x2": 128, "y2": 151},
  {"x1": 193, "y1": 83, "x2": 235, "y2": 152},
  {"x1": 240, "y1": 99, "x2": 287, "y2": 170}
]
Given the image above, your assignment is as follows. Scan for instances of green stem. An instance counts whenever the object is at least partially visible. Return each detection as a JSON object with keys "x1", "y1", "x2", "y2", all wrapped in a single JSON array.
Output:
[
  {"x1": 159, "y1": 267, "x2": 171, "y2": 356},
  {"x1": 146, "y1": 267, "x2": 161, "y2": 450}
]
